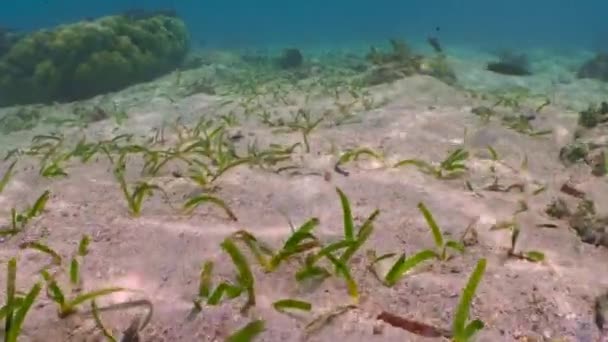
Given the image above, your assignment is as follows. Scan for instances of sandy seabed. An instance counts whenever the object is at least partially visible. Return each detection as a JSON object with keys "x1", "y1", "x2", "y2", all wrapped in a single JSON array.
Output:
[{"x1": 0, "y1": 46, "x2": 607, "y2": 342}]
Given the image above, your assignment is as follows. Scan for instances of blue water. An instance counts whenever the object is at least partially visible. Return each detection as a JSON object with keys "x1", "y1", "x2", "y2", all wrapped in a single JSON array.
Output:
[{"x1": 2, "y1": 0, "x2": 607, "y2": 51}]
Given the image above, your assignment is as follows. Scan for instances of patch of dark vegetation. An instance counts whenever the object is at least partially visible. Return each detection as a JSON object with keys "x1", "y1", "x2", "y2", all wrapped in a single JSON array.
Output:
[
  {"x1": 559, "y1": 101, "x2": 608, "y2": 177},
  {"x1": 276, "y1": 48, "x2": 304, "y2": 69},
  {"x1": 545, "y1": 185, "x2": 608, "y2": 248},
  {"x1": 578, "y1": 53, "x2": 608, "y2": 82},
  {"x1": 559, "y1": 140, "x2": 608, "y2": 176},
  {"x1": 578, "y1": 101, "x2": 608, "y2": 128},
  {"x1": 559, "y1": 141, "x2": 589, "y2": 166},
  {"x1": 470, "y1": 106, "x2": 496, "y2": 122},
  {"x1": 469, "y1": 89, "x2": 552, "y2": 137},
  {"x1": 545, "y1": 198, "x2": 570, "y2": 219},
  {"x1": 486, "y1": 51, "x2": 532, "y2": 76}
]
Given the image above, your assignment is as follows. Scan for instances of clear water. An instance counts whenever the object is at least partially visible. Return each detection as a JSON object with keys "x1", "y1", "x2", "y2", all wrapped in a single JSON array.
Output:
[{"x1": 2, "y1": 0, "x2": 607, "y2": 49}]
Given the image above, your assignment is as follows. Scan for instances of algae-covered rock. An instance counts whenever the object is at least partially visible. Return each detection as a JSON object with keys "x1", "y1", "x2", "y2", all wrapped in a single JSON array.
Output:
[
  {"x1": 568, "y1": 199, "x2": 608, "y2": 247},
  {"x1": 0, "y1": 12, "x2": 190, "y2": 106},
  {"x1": 362, "y1": 38, "x2": 457, "y2": 86},
  {"x1": 559, "y1": 141, "x2": 589, "y2": 165},
  {"x1": 578, "y1": 101, "x2": 608, "y2": 128}
]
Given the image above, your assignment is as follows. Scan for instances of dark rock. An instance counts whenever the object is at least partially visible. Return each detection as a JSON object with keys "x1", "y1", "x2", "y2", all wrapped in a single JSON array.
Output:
[
  {"x1": 486, "y1": 51, "x2": 531, "y2": 76},
  {"x1": 276, "y1": 48, "x2": 303, "y2": 69},
  {"x1": 578, "y1": 53, "x2": 608, "y2": 82},
  {"x1": 487, "y1": 62, "x2": 531, "y2": 76}
]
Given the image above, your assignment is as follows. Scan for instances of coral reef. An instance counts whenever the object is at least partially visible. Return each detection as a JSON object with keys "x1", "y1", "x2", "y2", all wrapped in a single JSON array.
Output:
[
  {"x1": 578, "y1": 53, "x2": 608, "y2": 82},
  {"x1": 0, "y1": 12, "x2": 190, "y2": 106},
  {"x1": 486, "y1": 51, "x2": 531, "y2": 76}
]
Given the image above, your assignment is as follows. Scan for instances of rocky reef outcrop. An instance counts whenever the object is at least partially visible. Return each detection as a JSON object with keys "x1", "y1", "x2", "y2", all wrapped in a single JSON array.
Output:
[{"x1": 0, "y1": 11, "x2": 190, "y2": 106}]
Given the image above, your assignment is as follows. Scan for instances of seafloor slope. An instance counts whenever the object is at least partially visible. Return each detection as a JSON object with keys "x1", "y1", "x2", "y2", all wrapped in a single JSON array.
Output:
[{"x1": 0, "y1": 47, "x2": 607, "y2": 342}]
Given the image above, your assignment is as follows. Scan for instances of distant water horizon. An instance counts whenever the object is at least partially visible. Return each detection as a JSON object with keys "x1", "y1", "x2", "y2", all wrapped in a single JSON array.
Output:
[{"x1": 2, "y1": 0, "x2": 608, "y2": 52}]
